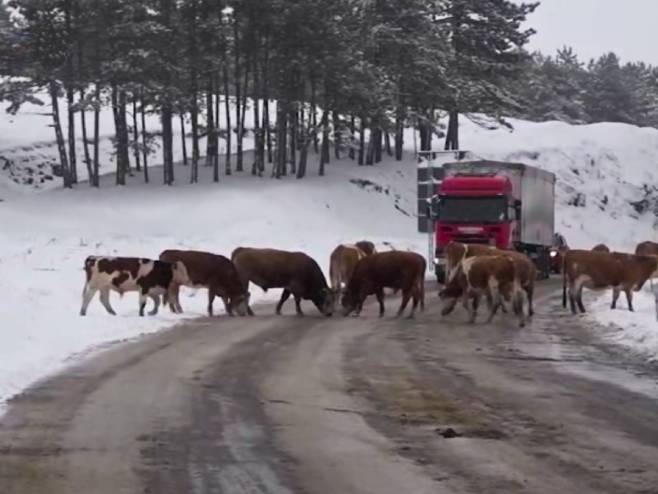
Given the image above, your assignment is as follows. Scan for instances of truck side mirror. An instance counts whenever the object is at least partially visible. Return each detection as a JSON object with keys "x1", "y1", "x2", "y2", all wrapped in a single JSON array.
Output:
[{"x1": 427, "y1": 195, "x2": 439, "y2": 219}]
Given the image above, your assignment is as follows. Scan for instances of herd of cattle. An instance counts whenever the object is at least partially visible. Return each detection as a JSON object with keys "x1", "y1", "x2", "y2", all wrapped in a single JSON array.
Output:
[{"x1": 79, "y1": 238, "x2": 658, "y2": 328}]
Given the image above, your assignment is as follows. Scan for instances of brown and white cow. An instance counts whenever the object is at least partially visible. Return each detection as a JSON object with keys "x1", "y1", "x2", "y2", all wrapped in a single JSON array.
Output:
[
  {"x1": 231, "y1": 247, "x2": 335, "y2": 316},
  {"x1": 442, "y1": 242, "x2": 536, "y2": 317},
  {"x1": 341, "y1": 251, "x2": 426, "y2": 318},
  {"x1": 355, "y1": 240, "x2": 377, "y2": 256},
  {"x1": 562, "y1": 249, "x2": 658, "y2": 313},
  {"x1": 329, "y1": 244, "x2": 367, "y2": 295},
  {"x1": 80, "y1": 256, "x2": 189, "y2": 317},
  {"x1": 591, "y1": 243, "x2": 610, "y2": 253},
  {"x1": 439, "y1": 255, "x2": 526, "y2": 327},
  {"x1": 159, "y1": 249, "x2": 249, "y2": 317}
]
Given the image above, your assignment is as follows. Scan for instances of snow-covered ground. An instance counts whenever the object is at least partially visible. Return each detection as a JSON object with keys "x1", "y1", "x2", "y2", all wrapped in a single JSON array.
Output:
[{"x1": 2, "y1": 108, "x2": 658, "y2": 411}]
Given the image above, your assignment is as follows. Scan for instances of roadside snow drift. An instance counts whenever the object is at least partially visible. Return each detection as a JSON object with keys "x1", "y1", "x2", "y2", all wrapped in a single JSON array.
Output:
[{"x1": 2, "y1": 112, "x2": 658, "y2": 411}]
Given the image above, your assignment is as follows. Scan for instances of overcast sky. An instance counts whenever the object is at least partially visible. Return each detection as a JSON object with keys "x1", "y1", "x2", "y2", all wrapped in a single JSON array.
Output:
[{"x1": 519, "y1": 0, "x2": 658, "y2": 65}]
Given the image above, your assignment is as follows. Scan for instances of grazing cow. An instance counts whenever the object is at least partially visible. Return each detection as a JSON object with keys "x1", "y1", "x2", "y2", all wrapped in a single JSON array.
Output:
[
  {"x1": 330, "y1": 244, "x2": 367, "y2": 294},
  {"x1": 159, "y1": 250, "x2": 249, "y2": 317},
  {"x1": 355, "y1": 240, "x2": 377, "y2": 256},
  {"x1": 562, "y1": 250, "x2": 658, "y2": 313},
  {"x1": 341, "y1": 251, "x2": 426, "y2": 318},
  {"x1": 441, "y1": 242, "x2": 536, "y2": 317},
  {"x1": 439, "y1": 255, "x2": 526, "y2": 327},
  {"x1": 592, "y1": 243, "x2": 610, "y2": 252},
  {"x1": 80, "y1": 256, "x2": 189, "y2": 317},
  {"x1": 231, "y1": 247, "x2": 335, "y2": 316},
  {"x1": 635, "y1": 241, "x2": 658, "y2": 257}
]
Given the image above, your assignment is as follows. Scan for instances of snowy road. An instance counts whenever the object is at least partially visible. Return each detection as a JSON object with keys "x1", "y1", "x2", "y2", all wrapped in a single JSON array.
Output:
[{"x1": 2, "y1": 279, "x2": 658, "y2": 493}]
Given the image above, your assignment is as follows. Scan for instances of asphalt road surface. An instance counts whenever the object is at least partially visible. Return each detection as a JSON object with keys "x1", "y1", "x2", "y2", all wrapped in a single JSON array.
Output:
[{"x1": 2, "y1": 278, "x2": 658, "y2": 494}]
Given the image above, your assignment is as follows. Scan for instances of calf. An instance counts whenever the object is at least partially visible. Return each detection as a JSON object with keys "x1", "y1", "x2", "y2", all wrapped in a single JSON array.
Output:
[
  {"x1": 231, "y1": 247, "x2": 335, "y2": 316},
  {"x1": 341, "y1": 251, "x2": 426, "y2": 318},
  {"x1": 159, "y1": 249, "x2": 249, "y2": 317},
  {"x1": 592, "y1": 243, "x2": 610, "y2": 253},
  {"x1": 80, "y1": 256, "x2": 189, "y2": 317},
  {"x1": 439, "y1": 255, "x2": 525, "y2": 327},
  {"x1": 562, "y1": 250, "x2": 658, "y2": 313},
  {"x1": 329, "y1": 244, "x2": 367, "y2": 295}
]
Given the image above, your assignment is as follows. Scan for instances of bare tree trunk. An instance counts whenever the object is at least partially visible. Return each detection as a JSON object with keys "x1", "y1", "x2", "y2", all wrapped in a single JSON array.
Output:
[
  {"x1": 180, "y1": 114, "x2": 188, "y2": 166},
  {"x1": 252, "y1": 58, "x2": 262, "y2": 176},
  {"x1": 311, "y1": 77, "x2": 318, "y2": 154},
  {"x1": 385, "y1": 130, "x2": 392, "y2": 157},
  {"x1": 80, "y1": 89, "x2": 92, "y2": 183},
  {"x1": 92, "y1": 82, "x2": 100, "y2": 187},
  {"x1": 332, "y1": 110, "x2": 341, "y2": 160},
  {"x1": 444, "y1": 110, "x2": 459, "y2": 150},
  {"x1": 394, "y1": 111, "x2": 404, "y2": 160},
  {"x1": 214, "y1": 71, "x2": 220, "y2": 169},
  {"x1": 274, "y1": 101, "x2": 288, "y2": 178},
  {"x1": 161, "y1": 100, "x2": 174, "y2": 185},
  {"x1": 264, "y1": 98, "x2": 273, "y2": 163},
  {"x1": 358, "y1": 116, "x2": 366, "y2": 166},
  {"x1": 222, "y1": 64, "x2": 232, "y2": 175},
  {"x1": 296, "y1": 124, "x2": 309, "y2": 179},
  {"x1": 112, "y1": 86, "x2": 130, "y2": 185},
  {"x1": 50, "y1": 81, "x2": 71, "y2": 188},
  {"x1": 190, "y1": 90, "x2": 199, "y2": 184},
  {"x1": 140, "y1": 91, "x2": 149, "y2": 183},
  {"x1": 374, "y1": 126, "x2": 383, "y2": 163},
  {"x1": 132, "y1": 98, "x2": 141, "y2": 171},
  {"x1": 289, "y1": 107, "x2": 297, "y2": 174},
  {"x1": 349, "y1": 115, "x2": 355, "y2": 160},
  {"x1": 205, "y1": 77, "x2": 215, "y2": 168},
  {"x1": 319, "y1": 108, "x2": 329, "y2": 175},
  {"x1": 66, "y1": 87, "x2": 77, "y2": 184}
]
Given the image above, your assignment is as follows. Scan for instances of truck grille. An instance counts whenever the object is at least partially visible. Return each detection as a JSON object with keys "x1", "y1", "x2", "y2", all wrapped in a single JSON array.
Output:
[{"x1": 453, "y1": 235, "x2": 490, "y2": 245}]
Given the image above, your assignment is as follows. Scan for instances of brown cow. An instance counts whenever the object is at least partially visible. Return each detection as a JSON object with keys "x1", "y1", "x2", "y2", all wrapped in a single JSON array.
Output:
[
  {"x1": 231, "y1": 247, "x2": 335, "y2": 316},
  {"x1": 592, "y1": 244, "x2": 610, "y2": 252},
  {"x1": 341, "y1": 251, "x2": 426, "y2": 318},
  {"x1": 439, "y1": 255, "x2": 526, "y2": 327},
  {"x1": 80, "y1": 256, "x2": 190, "y2": 317},
  {"x1": 562, "y1": 250, "x2": 658, "y2": 313},
  {"x1": 442, "y1": 242, "x2": 536, "y2": 317},
  {"x1": 330, "y1": 244, "x2": 367, "y2": 294},
  {"x1": 635, "y1": 241, "x2": 658, "y2": 257},
  {"x1": 159, "y1": 250, "x2": 249, "y2": 317}
]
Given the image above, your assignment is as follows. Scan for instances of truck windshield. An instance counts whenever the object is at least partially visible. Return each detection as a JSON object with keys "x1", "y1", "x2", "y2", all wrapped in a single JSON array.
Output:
[{"x1": 438, "y1": 196, "x2": 506, "y2": 223}]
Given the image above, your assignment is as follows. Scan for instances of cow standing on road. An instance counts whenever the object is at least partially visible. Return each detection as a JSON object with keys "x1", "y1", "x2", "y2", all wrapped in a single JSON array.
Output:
[
  {"x1": 80, "y1": 256, "x2": 189, "y2": 316},
  {"x1": 231, "y1": 247, "x2": 335, "y2": 316},
  {"x1": 439, "y1": 255, "x2": 526, "y2": 327},
  {"x1": 329, "y1": 243, "x2": 376, "y2": 296},
  {"x1": 562, "y1": 250, "x2": 658, "y2": 313},
  {"x1": 159, "y1": 250, "x2": 249, "y2": 317},
  {"x1": 341, "y1": 251, "x2": 426, "y2": 318}
]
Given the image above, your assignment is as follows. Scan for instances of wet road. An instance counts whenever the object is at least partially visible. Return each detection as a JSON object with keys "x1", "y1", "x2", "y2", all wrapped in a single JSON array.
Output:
[{"x1": 2, "y1": 279, "x2": 658, "y2": 493}]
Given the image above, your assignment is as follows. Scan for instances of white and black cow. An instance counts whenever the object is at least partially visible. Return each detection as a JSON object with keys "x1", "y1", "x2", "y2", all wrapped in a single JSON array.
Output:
[{"x1": 80, "y1": 256, "x2": 190, "y2": 316}]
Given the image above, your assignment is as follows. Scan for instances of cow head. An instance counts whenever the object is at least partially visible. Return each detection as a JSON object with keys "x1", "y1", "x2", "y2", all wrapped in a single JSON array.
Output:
[
  {"x1": 317, "y1": 287, "x2": 335, "y2": 316},
  {"x1": 341, "y1": 287, "x2": 360, "y2": 316},
  {"x1": 229, "y1": 291, "x2": 251, "y2": 316},
  {"x1": 438, "y1": 273, "x2": 464, "y2": 316}
]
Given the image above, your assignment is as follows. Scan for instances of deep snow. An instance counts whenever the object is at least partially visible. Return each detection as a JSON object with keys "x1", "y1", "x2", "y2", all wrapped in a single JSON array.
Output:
[{"x1": 2, "y1": 109, "x2": 658, "y2": 411}]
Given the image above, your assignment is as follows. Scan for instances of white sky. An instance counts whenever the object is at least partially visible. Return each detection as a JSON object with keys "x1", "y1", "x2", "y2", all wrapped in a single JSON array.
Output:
[{"x1": 519, "y1": 0, "x2": 658, "y2": 65}]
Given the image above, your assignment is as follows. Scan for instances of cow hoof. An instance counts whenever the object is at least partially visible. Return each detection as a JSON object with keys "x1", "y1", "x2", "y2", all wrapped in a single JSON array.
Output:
[{"x1": 79, "y1": 311, "x2": 86, "y2": 317}]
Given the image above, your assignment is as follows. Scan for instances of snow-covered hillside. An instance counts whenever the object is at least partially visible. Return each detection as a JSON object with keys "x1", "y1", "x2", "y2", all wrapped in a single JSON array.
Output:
[{"x1": 2, "y1": 112, "x2": 658, "y2": 411}]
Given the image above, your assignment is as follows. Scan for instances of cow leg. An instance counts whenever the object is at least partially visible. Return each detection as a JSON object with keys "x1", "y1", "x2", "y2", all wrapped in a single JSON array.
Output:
[
  {"x1": 611, "y1": 287, "x2": 620, "y2": 309},
  {"x1": 467, "y1": 294, "x2": 479, "y2": 324},
  {"x1": 526, "y1": 286, "x2": 534, "y2": 317},
  {"x1": 486, "y1": 286, "x2": 501, "y2": 323},
  {"x1": 99, "y1": 288, "x2": 116, "y2": 315},
  {"x1": 174, "y1": 285, "x2": 183, "y2": 313},
  {"x1": 138, "y1": 291, "x2": 148, "y2": 317},
  {"x1": 294, "y1": 294, "x2": 305, "y2": 316},
  {"x1": 568, "y1": 282, "x2": 578, "y2": 314},
  {"x1": 396, "y1": 288, "x2": 411, "y2": 318},
  {"x1": 375, "y1": 288, "x2": 385, "y2": 317},
  {"x1": 513, "y1": 291, "x2": 526, "y2": 328},
  {"x1": 576, "y1": 284, "x2": 587, "y2": 313},
  {"x1": 625, "y1": 289, "x2": 634, "y2": 312},
  {"x1": 276, "y1": 289, "x2": 292, "y2": 315},
  {"x1": 207, "y1": 289, "x2": 215, "y2": 317},
  {"x1": 408, "y1": 285, "x2": 420, "y2": 319},
  {"x1": 148, "y1": 293, "x2": 160, "y2": 316},
  {"x1": 80, "y1": 284, "x2": 98, "y2": 316}
]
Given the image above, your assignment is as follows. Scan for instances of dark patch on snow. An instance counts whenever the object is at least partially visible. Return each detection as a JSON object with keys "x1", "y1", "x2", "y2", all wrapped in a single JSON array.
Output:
[
  {"x1": 567, "y1": 193, "x2": 586, "y2": 208},
  {"x1": 349, "y1": 178, "x2": 390, "y2": 195}
]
